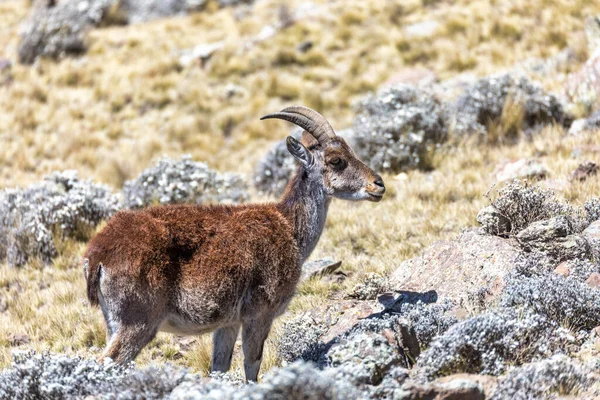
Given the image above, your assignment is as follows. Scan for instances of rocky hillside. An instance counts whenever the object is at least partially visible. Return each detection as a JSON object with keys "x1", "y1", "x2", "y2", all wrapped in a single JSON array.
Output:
[{"x1": 1, "y1": 0, "x2": 600, "y2": 399}]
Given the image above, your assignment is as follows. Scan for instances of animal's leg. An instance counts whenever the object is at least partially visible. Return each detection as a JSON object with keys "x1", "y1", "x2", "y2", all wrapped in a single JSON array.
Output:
[
  {"x1": 98, "y1": 295, "x2": 116, "y2": 346},
  {"x1": 99, "y1": 322, "x2": 160, "y2": 364},
  {"x1": 241, "y1": 316, "x2": 274, "y2": 382},
  {"x1": 211, "y1": 323, "x2": 241, "y2": 373}
]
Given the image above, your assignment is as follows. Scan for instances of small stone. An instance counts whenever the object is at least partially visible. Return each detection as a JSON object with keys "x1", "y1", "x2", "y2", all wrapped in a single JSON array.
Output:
[
  {"x1": 179, "y1": 41, "x2": 224, "y2": 66},
  {"x1": 586, "y1": 272, "x2": 600, "y2": 288},
  {"x1": 494, "y1": 158, "x2": 547, "y2": 182},
  {"x1": 404, "y1": 20, "x2": 440, "y2": 38},
  {"x1": 568, "y1": 118, "x2": 588, "y2": 135},
  {"x1": 9, "y1": 333, "x2": 30, "y2": 346},
  {"x1": 0, "y1": 59, "x2": 11, "y2": 72},
  {"x1": 382, "y1": 68, "x2": 437, "y2": 88},
  {"x1": 570, "y1": 161, "x2": 598, "y2": 182},
  {"x1": 553, "y1": 262, "x2": 571, "y2": 277},
  {"x1": 583, "y1": 220, "x2": 600, "y2": 242},
  {"x1": 301, "y1": 258, "x2": 342, "y2": 281},
  {"x1": 296, "y1": 40, "x2": 313, "y2": 53}
]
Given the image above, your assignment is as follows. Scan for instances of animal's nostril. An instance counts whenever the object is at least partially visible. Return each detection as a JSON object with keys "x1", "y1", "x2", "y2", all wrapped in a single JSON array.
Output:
[{"x1": 374, "y1": 177, "x2": 385, "y2": 188}]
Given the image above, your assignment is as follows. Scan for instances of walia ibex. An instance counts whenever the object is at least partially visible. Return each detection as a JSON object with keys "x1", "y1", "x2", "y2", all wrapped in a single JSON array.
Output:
[{"x1": 84, "y1": 106, "x2": 385, "y2": 381}]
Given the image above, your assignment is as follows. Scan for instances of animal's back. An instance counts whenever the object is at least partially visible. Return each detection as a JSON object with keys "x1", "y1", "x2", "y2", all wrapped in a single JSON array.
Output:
[{"x1": 84, "y1": 203, "x2": 301, "y2": 331}]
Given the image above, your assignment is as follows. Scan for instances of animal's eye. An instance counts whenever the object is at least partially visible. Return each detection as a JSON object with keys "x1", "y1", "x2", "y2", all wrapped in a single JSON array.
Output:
[{"x1": 329, "y1": 158, "x2": 341, "y2": 165}]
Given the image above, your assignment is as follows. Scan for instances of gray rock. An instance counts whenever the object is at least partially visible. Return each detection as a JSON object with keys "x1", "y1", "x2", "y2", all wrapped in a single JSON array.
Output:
[
  {"x1": 18, "y1": 0, "x2": 114, "y2": 64},
  {"x1": 0, "y1": 171, "x2": 121, "y2": 267},
  {"x1": 417, "y1": 308, "x2": 577, "y2": 379},
  {"x1": 583, "y1": 219, "x2": 600, "y2": 242},
  {"x1": 516, "y1": 216, "x2": 591, "y2": 261},
  {"x1": 485, "y1": 180, "x2": 588, "y2": 236},
  {"x1": 570, "y1": 161, "x2": 598, "y2": 181},
  {"x1": 123, "y1": 155, "x2": 248, "y2": 209},
  {"x1": 477, "y1": 205, "x2": 511, "y2": 236},
  {"x1": 349, "y1": 272, "x2": 387, "y2": 300},
  {"x1": 301, "y1": 258, "x2": 342, "y2": 281},
  {"x1": 327, "y1": 331, "x2": 401, "y2": 385},
  {"x1": 490, "y1": 355, "x2": 596, "y2": 400},
  {"x1": 450, "y1": 74, "x2": 566, "y2": 137},
  {"x1": 501, "y1": 267, "x2": 600, "y2": 331},
  {"x1": 493, "y1": 158, "x2": 547, "y2": 182},
  {"x1": 389, "y1": 230, "x2": 520, "y2": 305},
  {"x1": 352, "y1": 84, "x2": 447, "y2": 173}
]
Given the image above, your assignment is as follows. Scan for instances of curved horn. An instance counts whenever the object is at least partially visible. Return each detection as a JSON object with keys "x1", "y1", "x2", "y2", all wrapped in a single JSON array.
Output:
[{"x1": 260, "y1": 105, "x2": 336, "y2": 144}]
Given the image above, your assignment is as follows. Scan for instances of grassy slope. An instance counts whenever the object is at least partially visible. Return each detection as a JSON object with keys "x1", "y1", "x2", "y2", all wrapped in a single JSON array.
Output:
[{"x1": 1, "y1": 0, "x2": 600, "y2": 376}]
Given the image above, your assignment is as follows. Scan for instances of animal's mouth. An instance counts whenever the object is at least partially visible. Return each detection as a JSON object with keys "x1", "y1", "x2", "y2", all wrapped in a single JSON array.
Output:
[{"x1": 367, "y1": 192, "x2": 384, "y2": 202}]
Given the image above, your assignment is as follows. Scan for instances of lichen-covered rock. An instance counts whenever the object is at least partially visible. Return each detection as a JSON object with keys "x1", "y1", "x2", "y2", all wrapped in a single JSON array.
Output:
[
  {"x1": 352, "y1": 84, "x2": 447, "y2": 173},
  {"x1": 490, "y1": 355, "x2": 596, "y2": 400},
  {"x1": 389, "y1": 230, "x2": 520, "y2": 305},
  {"x1": 417, "y1": 308, "x2": 577, "y2": 379},
  {"x1": 170, "y1": 361, "x2": 361, "y2": 400},
  {"x1": 516, "y1": 216, "x2": 591, "y2": 262},
  {"x1": 0, "y1": 352, "x2": 359, "y2": 400},
  {"x1": 450, "y1": 74, "x2": 567, "y2": 137},
  {"x1": 0, "y1": 171, "x2": 121, "y2": 267},
  {"x1": 123, "y1": 155, "x2": 248, "y2": 209},
  {"x1": 482, "y1": 181, "x2": 588, "y2": 236},
  {"x1": 18, "y1": 0, "x2": 114, "y2": 64},
  {"x1": 476, "y1": 205, "x2": 511, "y2": 236},
  {"x1": 585, "y1": 198, "x2": 600, "y2": 223},
  {"x1": 349, "y1": 273, "x2": 388, "y2": 300},
  {"x1": 278, "y1": 297, "x2": 457, "y2": 373},
  {"x1": 327, "y1": 331, "x2": 401, "y2": 385},
  {"x1": 0, "y1": 351, "x2": 132, "y2": 399},
  {"x1": 500, "y1": 268, "x2": 600, "y2": 331}
]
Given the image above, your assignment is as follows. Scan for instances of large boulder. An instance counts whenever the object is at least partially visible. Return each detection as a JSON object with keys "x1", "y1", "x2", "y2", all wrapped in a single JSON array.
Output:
[
  {"x1": 449, "y1": 74, "x2": 567, "y2": 137},
  {"x1": 352, "y1": 84, "x2": 447, "y2": 173},
  {"x1": 489, "y1": 355, "x2": 597, "y2": 400},
  {"x1": 389, "y1": 230, "x2": 520, "y2": 305},
  {"x1": 0, "y1": 171, "x2": 121, "y2": 267},
  {"x1": 278, "y1": 298, "x2": 457, "y2": 369},
  {"x1": 123, "y1": 155, "x2": 248, "y2": 209},
  {"x1": 18, "y1": 0, "x2": 114, "y2": 64},
  {"x1": 416, "y1": 308, "x2": 578, "y2": 379},
  {"x1": 516, "y1": 216, "x2": 591, "y2": 262}
]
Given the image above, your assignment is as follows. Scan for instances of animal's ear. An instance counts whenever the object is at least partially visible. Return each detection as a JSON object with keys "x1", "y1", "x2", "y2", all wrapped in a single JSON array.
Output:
[
  {"x1": 286, "y1": 136, "x2": 314, "y2": 167},
  {"x1": 301, "y1": 131, "x2": 319, "y2": 149}
]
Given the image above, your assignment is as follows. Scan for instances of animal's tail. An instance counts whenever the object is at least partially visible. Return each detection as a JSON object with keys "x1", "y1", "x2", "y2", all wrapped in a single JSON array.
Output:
[{"x1": 83, "y1": 258, "x2": 102, "y2": 307}]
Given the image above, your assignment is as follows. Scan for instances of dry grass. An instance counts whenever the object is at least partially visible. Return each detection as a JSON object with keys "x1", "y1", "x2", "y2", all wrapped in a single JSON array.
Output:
[{"x1": 1, "y1": 0, "x2": 600, "y2": 380}]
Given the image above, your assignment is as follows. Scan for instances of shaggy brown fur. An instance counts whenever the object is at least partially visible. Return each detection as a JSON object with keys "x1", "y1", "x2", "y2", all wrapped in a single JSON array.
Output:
[{"x1": 83, "y1": 106, "x2": 385, "y2": 381}]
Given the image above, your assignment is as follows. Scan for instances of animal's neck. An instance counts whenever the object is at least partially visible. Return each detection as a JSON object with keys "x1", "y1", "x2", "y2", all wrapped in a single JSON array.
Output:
[{"x1": 278, "y1": 166, "x2": 331, "y2": 264}]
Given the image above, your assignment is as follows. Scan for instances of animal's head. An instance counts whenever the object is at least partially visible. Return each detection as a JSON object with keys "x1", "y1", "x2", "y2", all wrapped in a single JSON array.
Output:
[{"x1": 261, "y1": 106, "x2": 385, "y2": 202}]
